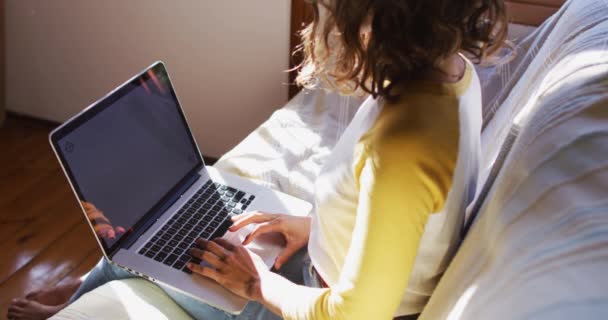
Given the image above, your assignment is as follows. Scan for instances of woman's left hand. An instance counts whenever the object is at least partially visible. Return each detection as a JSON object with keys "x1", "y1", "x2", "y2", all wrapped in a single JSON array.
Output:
[{"x1": 187, "y1": 238, "x2": 265, "y2": 302}]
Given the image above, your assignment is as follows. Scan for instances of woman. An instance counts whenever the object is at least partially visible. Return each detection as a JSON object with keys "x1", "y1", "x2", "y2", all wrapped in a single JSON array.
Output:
[{"x1": 8, "y1": 0, "x2": 507, "y2": 319}]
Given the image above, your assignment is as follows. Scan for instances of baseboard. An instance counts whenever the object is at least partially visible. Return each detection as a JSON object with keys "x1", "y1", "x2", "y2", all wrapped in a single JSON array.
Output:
[
  {"x1": 4, "y1": 111, "x2": 220, "y2": 165},
  {"x1": 6, "y1": 111, "x2": 61, "y2": 128},
  {"x1": 203, "y1": 156, "x2": 218, "y2": 165}
]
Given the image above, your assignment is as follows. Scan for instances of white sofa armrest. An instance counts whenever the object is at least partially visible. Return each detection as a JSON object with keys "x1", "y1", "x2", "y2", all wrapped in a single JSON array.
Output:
[{"x1": 52, "y1": 279, "x2": 192, "y2": 320}]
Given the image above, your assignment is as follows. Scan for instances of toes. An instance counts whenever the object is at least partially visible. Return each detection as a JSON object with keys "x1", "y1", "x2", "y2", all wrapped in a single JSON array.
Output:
[
  {"x1": 8, "y1": 304, "x2": 23, "y2": 313},
  {"x1": 14, "y1": 298, "x2": 29, "y2": 307},
  {"x1": 7, "y1": 306, "x2": 23, "y2": 318},
  {"x1": 25, "y1": 290, "x2": 41, "y2": 300}
]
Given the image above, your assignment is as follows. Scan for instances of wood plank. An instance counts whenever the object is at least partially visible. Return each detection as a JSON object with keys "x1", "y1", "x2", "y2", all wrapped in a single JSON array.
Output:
[
  {"x1": 0, "y1": 221, "x2": 97, "y2": 314},
  {"x1": 0, "y1": 128, "x2": 56, "y2": 171},
  {"x1": 0, "y1": 171, "x2": 64, "y2": 226},
  {"x1": 0, "y1": 116, "x2": 104, "y2": 315},
  {"x1": 0, "y1": 133, "x2": 50, "y2": 176},
  {"x1": 0, "y1": 119, "x2": 59, "y2": 209},
  {"x1": 0, "y1": 169, "x2": 57, "y2": 212},
  {"x1": 0, "y1": 114, "x2": 56, "y2": 145},
  {"x1": 0, "y1": 170, "x2": 66, "y2": 220},
  {"x1": 56, "y1": 248, "x2": 102, "y2": 287},
  {"x1": 0, "y1": 189, "x2": 83, "y2": 283},
  {"x1": 0, "y1": 170, "x2": 67, "y2": 222},
  {"x1": 0, "y1": 114, "x2": 55, "y2": 150}
]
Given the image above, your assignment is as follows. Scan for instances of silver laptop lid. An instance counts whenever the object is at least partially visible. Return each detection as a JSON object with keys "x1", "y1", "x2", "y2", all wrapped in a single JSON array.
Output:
[{"x1": 49, "y1": 61, "x2": 205, "y2": 258}]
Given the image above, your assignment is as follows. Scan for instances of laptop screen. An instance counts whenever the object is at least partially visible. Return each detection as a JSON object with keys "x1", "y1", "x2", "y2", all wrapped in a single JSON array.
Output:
[{"x1": 53, "y1": 63, "x2": 202, "y2": 252}]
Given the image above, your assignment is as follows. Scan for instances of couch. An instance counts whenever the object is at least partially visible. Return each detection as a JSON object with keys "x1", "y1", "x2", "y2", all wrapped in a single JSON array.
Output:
[{"x1": 53, "y1": 0, "x2": 608, "y2": 318}]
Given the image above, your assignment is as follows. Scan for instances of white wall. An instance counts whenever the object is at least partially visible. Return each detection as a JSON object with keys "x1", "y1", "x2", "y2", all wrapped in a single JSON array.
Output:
[{"x1": 6, "y1": 1, "x2": 291, "y2": 158}]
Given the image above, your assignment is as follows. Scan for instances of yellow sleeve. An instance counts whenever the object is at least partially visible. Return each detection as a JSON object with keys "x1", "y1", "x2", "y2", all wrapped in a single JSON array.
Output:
[{"x1": 282, "y1": 131, "x2": 456, "y2": 319}]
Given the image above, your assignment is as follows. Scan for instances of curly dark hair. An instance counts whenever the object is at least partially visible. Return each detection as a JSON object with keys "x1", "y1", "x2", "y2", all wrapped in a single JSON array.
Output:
[{"x1": 295, "y1": 0, "x2": 508, "y2": 100}]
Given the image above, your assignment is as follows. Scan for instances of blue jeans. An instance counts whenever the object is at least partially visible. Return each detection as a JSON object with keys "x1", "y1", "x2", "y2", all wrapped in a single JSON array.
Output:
[{"x1": 68, "y1": 248, "x2": 315, "y2": 320}]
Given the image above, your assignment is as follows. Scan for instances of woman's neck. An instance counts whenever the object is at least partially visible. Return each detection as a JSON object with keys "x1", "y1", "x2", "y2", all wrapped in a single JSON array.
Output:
[{"x1": 419, "y1": 54, "x2": 466, "y2": 84}]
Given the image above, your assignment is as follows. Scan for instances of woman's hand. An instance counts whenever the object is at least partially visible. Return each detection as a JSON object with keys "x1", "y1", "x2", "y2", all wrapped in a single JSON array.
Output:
[
  {"x1": 229, "y1": 212, "x2": 311, "y2": 269},
  {"x1": 188, "y1": 238, "x2": 265, "y2": 301}
]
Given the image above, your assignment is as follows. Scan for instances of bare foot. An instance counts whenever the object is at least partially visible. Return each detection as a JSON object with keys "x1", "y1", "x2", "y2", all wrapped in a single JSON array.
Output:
[
  {"x1": 6, "y1": 299, "x2": 66, "y2": 320},
  {"x1": 24, "y1": 279, "x2": 82, "y2": 306}
]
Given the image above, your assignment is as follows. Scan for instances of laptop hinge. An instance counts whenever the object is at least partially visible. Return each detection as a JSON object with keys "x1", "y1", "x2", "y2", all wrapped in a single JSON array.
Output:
[{"x1": 110, "y1": 172, "x2": 202, "y2": 257}]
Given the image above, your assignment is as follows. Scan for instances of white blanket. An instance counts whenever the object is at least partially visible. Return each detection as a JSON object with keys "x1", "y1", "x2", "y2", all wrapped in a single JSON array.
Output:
[
  {"x1": 214, "y1": 90, "x2": 365, "y2": 206},
  {"x1": 478, "y1": 0, "x2": 608, "y2": 188},
  {"x1": 421, "y1": 0, "x2": 608, "y2": 318}
]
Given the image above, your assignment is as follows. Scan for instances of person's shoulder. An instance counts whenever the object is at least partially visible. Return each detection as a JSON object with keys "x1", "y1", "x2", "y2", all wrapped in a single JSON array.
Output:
[
  {"x1": 369, "y1": 100, "x2": 459, "y2": 168},
  {"x1": 378, "y1": 97, "x2": 458, "y2": 140}
]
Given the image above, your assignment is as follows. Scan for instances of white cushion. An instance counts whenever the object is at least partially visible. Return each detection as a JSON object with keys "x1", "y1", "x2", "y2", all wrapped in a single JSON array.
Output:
[
  {"x1": 478, "y1": 0, "x2": 608, "y2": 192},
  {"x1": 420, "y1": 1, "x2": 608, "y2": 317},
  {"x1": 52, "y1": 279, "x2": 192, "y2": 320}
]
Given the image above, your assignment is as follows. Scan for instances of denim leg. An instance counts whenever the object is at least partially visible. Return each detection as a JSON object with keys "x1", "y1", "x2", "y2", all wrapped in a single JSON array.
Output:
[
  {"x1": 67, "y1": 258, "x2": 236, "y2": 319},
  {"x1": 301, "y1": 253, "x2": 322, "y2": 289},
  {"x1": 68, "y1": 257, "x2": 135, "y2": 304},
  {"x1": 68, "y1": 249, "x2": 310, "y2": 319}
]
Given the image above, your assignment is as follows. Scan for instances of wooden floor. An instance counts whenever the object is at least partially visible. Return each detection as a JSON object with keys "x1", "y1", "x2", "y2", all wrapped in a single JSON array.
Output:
[
  {"x1": 0, "y1": 115, "x2": 101, "y2": 315},
  {"x1": 0, "y1": 114, "x2": 219, "y2": 315}
]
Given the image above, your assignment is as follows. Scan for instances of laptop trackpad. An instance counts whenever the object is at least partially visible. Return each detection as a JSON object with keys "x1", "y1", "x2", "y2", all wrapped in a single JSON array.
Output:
[{"x1": 222, "y1": 225, "x2": 285, "y2": 269}]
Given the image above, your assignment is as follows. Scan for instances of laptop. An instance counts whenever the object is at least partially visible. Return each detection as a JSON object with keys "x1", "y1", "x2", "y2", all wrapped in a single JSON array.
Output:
[{"x1": 49, "y1": 61, "x2": 312, "y2": 313}]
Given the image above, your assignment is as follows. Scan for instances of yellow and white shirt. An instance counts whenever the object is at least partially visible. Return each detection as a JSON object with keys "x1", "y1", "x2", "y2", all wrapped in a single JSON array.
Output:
[{"x1": 283, "y1": 58, "x2": 482, "y2": 319}]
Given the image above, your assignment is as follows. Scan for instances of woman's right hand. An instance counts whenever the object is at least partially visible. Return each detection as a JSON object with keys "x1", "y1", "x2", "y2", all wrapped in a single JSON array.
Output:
[{"x1": 229, "y1": 212, "x2": 311, "y2": 270}]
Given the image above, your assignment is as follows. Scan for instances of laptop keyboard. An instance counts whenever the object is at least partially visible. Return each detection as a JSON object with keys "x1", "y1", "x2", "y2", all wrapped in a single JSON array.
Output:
[{"x1": 137, "y1": 180, "x2": 255, "y2": 273}]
